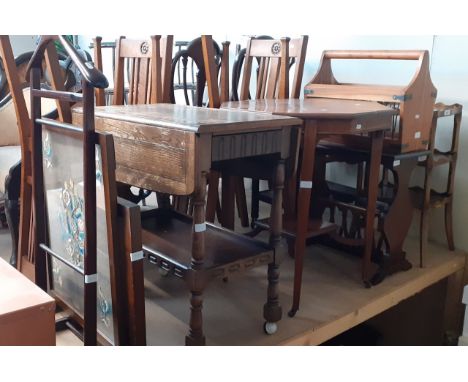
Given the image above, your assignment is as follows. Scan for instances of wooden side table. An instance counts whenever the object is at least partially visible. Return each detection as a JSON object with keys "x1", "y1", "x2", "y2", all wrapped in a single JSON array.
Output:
[{"x1": 222, "y1": 98, "x2": 396, "y2": 316}]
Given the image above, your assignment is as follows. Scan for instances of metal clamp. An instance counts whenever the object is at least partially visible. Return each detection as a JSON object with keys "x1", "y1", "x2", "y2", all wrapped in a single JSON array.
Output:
[
  {"x1": 194, "y1": 223, "x2": 206, "y2": 233},
  {"x1": 130, "y1": 250, "x2": 144, "y2": 262},
  {"x1": 84, "y1": 274, "x2": 98, "y2": 284}
]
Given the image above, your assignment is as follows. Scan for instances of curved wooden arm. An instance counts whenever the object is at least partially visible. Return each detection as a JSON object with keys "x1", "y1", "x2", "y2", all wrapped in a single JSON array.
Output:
[{"x1": 27, "y1": 35, "x2": 108, "y2": 89}]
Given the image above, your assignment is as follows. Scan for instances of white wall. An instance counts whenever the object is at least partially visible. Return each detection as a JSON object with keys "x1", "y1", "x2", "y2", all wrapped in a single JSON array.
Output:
[
  {"x1": 79, "y1": 34, "x2": 468, "y2": 251},
  {"x1": 9, "y1": 35, "x2": 37, "y2": 56}
]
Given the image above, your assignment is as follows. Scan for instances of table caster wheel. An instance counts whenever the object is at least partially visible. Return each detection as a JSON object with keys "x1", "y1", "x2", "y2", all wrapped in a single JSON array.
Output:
[
  {"x1": 158, "y1": 268, "x2": 169, "y2": 277},
  {"x1": 263, "y1": 321, "x2": 277, "y2": 335},
  {"x1": 288, "y1": 309, "x2": 297, "y2": 318}
]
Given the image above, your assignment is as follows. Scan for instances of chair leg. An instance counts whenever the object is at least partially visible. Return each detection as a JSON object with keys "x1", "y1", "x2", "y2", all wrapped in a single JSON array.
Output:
[
  {"x1": 221, "y1": 173, "x2": 235, "y2": 230},
  {"x1": 4, "y1": 161, "x2": 21, "y2": 267},
  {"x1": 445, "y1": 201, "x2": 455, "y2": 251},
  {"x1": 234, "y1": 177, "x2": 249, "y2": 227},
  {"x1": 419, "y1": 208, "x2": 430, "y2": 268},
  {"x1": 251, "y1": 178, "x2": 260, "y2": 228},
  {"x1": 206, "y1": 171, "x2": 220, "y2": 223}
]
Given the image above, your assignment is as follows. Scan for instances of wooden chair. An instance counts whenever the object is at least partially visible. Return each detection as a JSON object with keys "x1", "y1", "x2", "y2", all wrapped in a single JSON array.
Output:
[
  {"x1": 113, "y1": 35, "x2": 174, "y2": 105},
  {"x1": 409, "y1": 103, "x2": 463, "y2": 267},
  {"x1": 29, "y1": 35, "x2": 146, "y2": 345},
  {"x1": 94, "y1": 35, "x2": 174, "y2": 206},
  {"x1": 170, "y1": 36, "x2": 222, "y2": 107},
  {"x1": 0, "y1": 36, "x2": 61, "y2": 279},
  {"x1": 167, "y1": 36, "x2": 236, "y2": 223},
  {"x1": 215, "y1": 36, "x2": 308, "y2": 230}
]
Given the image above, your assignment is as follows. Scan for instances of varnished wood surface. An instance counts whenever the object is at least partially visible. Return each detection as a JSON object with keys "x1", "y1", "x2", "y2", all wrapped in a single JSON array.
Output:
[
  {"x1": 222, "y1": 98, "x2": 396, "y2": 120},
  {"x1": 141, "y1": 235, "x2": 466, "y2": 345},
  {"x1": 73, "y1": 107, "x2": 296, "y2": 196},
  {"x1": 75, "y1": 104, "x2": 301, "y2": 134}
]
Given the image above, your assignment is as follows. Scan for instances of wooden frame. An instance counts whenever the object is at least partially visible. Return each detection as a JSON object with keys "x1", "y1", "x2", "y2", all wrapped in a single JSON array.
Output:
[{"x1": 29, "y1": 35, "x2": 145, "y2": 345}]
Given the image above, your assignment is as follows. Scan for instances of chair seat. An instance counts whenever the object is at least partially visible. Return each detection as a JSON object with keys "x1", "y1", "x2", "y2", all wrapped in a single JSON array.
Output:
[
  {"x1": 141, "y1": 208, "x2": 273, "y2": 278},
  {"x1": 417, "y1": 152, "x2": 453, "y2": 168},
  {"x1": 0, "y1": 145, "x2": 21, "y2": 194},
  {"x1": 409, "y1": 186, "x2": 451, "y2": 209}
]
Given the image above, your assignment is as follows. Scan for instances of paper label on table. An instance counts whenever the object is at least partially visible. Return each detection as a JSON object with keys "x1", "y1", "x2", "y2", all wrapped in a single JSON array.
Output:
[
  {"x1": 393, "y1": 160, "x2": 400, "y2": 167},
  {"x1": 300, "y1": 180, "x2": 313, "y2": 189},
  {"x1": 85, "y1": 274, "x2": 98, "y2": 284},
  {"x1": 355, "y1": 124, "x2": 362, "y2": 130},
  {"x1": 418, "y1": 155, "x2": 427, "y2": 162},
  {"x1": 444, "y1": 109, "x2": 452, "y2": 116},
  {"x1": 130, "y1": 250, "x2": 144, "y2": 262},
  {"x1": 194, "y1": 223, "x2": 206, "y2": 232},
  {"x1": 414, "y1": 131, "x2": 421, "y2": 139}
]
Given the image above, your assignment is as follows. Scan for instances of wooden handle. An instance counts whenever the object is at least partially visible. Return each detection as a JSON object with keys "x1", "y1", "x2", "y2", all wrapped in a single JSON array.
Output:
[
  {"x1": 323, "y1": 50, "x2": 426, "y2": 61},
  {"x1": 27, "y1": 35, "x2": 109, "y2": 89}
]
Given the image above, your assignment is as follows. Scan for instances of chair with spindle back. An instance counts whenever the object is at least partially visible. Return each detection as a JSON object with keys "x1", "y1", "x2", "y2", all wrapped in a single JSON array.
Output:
[
  {"x1": 29, "y1": 35, "x2": 146, "y2": 345},
  {"x1": 215, "y1": 36, "x2": 308, "y2": 231}
]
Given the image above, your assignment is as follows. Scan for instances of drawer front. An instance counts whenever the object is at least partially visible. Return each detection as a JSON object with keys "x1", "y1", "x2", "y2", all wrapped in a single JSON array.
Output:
[{"x1": 211, "y1": 130, "x2": 284, "y2": 162}]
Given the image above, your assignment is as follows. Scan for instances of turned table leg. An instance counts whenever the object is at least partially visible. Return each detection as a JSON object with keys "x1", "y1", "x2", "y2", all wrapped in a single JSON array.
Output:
[
  {"x1": 186, "y1": 172, "x2": 208, "y2": 346},
  {"x1": 289, "y1": 122, "x2": 318, "y2": 317},
  {"x1": 264, "y1": 158, "x2": 285, "y2": 330}
]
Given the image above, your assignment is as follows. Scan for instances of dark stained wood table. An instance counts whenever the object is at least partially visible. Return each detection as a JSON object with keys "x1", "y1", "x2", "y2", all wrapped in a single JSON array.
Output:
[
  {"x1": 73, "y1": 103, "x2": 302, "y2": 344},
  {"x1": 222, "y1": 98, "x2": 396, "y2": 316}
]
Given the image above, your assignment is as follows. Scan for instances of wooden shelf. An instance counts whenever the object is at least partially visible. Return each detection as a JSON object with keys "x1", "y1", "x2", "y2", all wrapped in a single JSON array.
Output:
[
  {"x1": 255, "y1": 216, "x2": 337, "y2": 239},
  {"x1": 141, "y1": 209, "x2": 273, "y2": 275}
]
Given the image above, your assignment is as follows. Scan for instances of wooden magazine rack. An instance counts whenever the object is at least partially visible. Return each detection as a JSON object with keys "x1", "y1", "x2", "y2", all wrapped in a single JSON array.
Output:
[{"x1": 304, "y1": 50, "x2": 437, "y2": 153}]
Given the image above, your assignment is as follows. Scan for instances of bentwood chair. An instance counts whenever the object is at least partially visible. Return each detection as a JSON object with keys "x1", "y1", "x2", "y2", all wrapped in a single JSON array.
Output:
[
  {"x1": 168, "y1": 36, "x2": 240, "y2": 224},
  {"x1": 409, "y1": 103, "x2": 463, "y2": 267},
  {"x1": 30, "y1": 35, "x2": 146, "y2": 345}
]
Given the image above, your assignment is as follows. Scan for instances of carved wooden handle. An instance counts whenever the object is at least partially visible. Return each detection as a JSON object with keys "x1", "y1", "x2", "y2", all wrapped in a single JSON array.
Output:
[
  {"x1": 27, "y1": 35, "x2": 108, "y2": 89},
  {"x1": 323, "y1": 50, "x2": 426, "y2": 61}
]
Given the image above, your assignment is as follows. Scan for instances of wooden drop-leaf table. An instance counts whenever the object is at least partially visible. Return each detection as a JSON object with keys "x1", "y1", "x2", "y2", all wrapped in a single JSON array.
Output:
[{"x1": 73, "y1": 103, "x2": 301, "y2": 344}]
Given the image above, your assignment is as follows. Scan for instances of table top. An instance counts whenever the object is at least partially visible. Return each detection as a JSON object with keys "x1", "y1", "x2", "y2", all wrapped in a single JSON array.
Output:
[
  {"x1": 221, "y1": 98, "x2": 397, "y2": 119},
  {"x1": 88, "y1": 104, "x2": 302, "y2": 134},
  {"x1": 0, "y1": 257, "x2": 54, "y2": 317}
]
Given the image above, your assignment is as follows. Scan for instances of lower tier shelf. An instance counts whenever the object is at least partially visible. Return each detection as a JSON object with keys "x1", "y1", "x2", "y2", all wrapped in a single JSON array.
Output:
[{"x1": 141, "y1": 208, "x2": 274, "y2": 277}]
